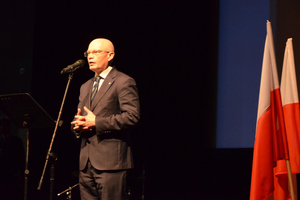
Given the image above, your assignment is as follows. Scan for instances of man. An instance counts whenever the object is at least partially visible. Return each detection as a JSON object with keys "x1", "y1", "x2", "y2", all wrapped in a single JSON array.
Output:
[{"x1": 71, "y1": 38, "x2": 140, "y2": 200}]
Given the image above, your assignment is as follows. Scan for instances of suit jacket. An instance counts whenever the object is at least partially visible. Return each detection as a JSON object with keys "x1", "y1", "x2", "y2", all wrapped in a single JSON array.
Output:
[{"x1": 73, "y1": 67, "x2": 140, "y2": 171}]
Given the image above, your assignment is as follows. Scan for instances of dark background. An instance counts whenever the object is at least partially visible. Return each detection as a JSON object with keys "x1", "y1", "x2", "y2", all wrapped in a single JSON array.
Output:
[{"x1": 1, "y1": 1, "x2": 300, "y2": 200}]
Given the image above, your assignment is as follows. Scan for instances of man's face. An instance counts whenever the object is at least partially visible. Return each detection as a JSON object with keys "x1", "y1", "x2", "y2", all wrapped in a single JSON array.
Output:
[{"x1": 86, "y1": 40, "x2": 111, "y2": 75}]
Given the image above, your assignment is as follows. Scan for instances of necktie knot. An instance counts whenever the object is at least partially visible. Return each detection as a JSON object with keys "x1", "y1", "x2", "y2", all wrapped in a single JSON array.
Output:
[{"x1": 94, "y1": 76, "x2": 101, "y2": 82}]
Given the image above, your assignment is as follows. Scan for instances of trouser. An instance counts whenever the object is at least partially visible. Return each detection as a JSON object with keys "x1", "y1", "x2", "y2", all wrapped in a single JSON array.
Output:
[{"x1": 79, "y1": 160, "x2": 127, "y2": 200}]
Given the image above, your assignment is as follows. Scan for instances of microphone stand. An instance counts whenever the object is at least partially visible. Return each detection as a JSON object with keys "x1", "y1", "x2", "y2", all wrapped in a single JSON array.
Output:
[
  {"x1": 37, "y1": 72, "x2": 74, "y2": 198},
  {"x1": 49, "y1": 152, "x2": 58, "y2": 200},
  {"x1": 57, "y1": 183, "x2": 79, "y2": 200}
]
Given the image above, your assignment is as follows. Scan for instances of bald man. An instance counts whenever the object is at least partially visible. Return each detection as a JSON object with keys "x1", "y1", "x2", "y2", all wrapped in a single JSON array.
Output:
[{"x1": 71, "y1": 38, "x2": 140, "y2": 200}]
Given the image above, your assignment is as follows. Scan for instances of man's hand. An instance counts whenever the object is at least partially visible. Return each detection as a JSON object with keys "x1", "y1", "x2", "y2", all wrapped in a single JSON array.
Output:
[
  {"x1": 71, "y1": 108, "x2": 84, "y2": 132},
  {"x1": 82, "y1": 106, "x2": 96, "y2": 130},
  {"x1": 71, "y1": 106, "x2": 96, "y2": 131}
]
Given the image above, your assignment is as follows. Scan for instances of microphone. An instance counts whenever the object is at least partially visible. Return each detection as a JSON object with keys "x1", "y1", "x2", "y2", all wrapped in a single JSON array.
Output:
[{"x1": 61, "y1": 59, "x2": 85, "y2": 74}]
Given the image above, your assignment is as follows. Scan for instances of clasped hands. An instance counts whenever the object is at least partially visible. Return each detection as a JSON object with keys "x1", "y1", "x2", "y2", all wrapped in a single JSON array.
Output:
[{"x1": 71, "y1": 106, "x2": 96, "y2": 133}]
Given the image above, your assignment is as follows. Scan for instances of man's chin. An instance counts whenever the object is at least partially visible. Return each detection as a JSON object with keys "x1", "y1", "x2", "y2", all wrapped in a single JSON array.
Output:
[{"x1": 89, "y1": 66, "x2": 97, "y2": 72}]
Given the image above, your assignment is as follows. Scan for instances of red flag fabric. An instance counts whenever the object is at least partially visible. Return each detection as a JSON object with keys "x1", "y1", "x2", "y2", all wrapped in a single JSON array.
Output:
[
  {"x1": 250, "y1": 21, "x2": 289, "y2": 200},
  {"x1": 274, "y1": 38, "x2": 300, "y2": 200}
]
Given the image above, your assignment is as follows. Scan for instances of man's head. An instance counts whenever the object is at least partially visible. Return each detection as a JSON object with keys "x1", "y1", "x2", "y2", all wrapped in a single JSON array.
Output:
[{"x1": 85, "y1": 38, "x2": 115, "y2": 75}]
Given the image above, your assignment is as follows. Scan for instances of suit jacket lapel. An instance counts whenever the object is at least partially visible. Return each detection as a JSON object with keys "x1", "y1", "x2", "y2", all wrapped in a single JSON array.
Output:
[
  {"x1": 90, "y1": 68, "x2": 117, "y2": 110},
  {"x1": 82, "y1": 79, "x2": 93, "y2": 111}
]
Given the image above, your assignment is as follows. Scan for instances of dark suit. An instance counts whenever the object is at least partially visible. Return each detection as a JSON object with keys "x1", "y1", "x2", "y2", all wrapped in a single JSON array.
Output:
[{"x1": 73, "y1": 67, "x2": 140, "y2": 199}]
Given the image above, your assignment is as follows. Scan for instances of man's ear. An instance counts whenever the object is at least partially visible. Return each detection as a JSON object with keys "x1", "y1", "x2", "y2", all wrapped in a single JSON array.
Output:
[{"x1": 108, "y1": 52, "x2": 115, "y2": 61}]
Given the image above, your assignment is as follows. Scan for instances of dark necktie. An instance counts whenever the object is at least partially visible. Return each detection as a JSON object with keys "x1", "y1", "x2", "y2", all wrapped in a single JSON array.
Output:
[{"x1": 91, "y1": 76, "x2": 101, "y2": 104}]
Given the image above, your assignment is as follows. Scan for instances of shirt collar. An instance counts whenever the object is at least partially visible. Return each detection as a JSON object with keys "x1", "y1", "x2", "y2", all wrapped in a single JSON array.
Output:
[{"x1": 96, "y1": 66, "x2": 113, "y2": 79}]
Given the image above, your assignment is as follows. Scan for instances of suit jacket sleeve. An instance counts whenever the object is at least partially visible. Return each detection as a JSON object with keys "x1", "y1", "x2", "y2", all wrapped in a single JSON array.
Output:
[
  {"x1": 70, "y1": 80, "x2": 91, "y2": 138},
  {"x1": 94, "y1": 76, "x2": 140, "y2": 134}
]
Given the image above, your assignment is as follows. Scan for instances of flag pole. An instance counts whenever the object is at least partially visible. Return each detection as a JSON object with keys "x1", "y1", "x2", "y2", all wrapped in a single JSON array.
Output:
[{"x1": 285, "y1": 159, "x2": 295, "y2": 200}]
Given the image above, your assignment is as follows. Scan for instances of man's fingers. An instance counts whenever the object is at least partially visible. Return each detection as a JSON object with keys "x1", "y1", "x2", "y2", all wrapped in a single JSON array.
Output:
[
  {"x1": 83, "y1": 106, "x2": 92, "y2": 113},
  {"x1": 73, "y1": 115, "x2": 85, "y2": 121}
]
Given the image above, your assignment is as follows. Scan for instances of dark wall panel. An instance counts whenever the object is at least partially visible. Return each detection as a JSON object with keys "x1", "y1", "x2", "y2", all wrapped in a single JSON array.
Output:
[{"x1": 0, "y1": 1, "x2": 34, "y2": 94}]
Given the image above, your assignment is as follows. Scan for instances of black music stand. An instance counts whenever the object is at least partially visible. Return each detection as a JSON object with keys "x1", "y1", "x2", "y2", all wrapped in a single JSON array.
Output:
[{"x1": 0, "y1": 93, "x2": 54, "y2": 200}]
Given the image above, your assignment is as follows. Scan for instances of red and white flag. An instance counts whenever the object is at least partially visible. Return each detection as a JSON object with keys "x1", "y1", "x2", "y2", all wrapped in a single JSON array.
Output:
[
  {"x1": 274, "y1": 38, "x2": 300, "y2": 200},
  {"x1": 250, "y1": 21, "x2": 289, "y2": 200}
]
